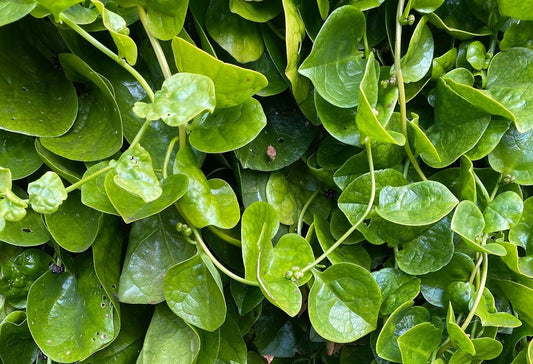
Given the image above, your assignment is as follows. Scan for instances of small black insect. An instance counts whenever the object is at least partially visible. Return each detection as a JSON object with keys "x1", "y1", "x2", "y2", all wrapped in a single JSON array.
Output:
[
  {"x1": 51, "y1": 263, "x2": 64, "y2": 274},
  {"x1": 324, "y1": 189, "x2": 337, "y2": 200}
]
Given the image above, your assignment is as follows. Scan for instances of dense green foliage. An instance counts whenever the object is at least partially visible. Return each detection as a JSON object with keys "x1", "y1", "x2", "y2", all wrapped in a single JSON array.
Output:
[{"x1": 1, "y1": 0, "x2": 533, "y2": 363}]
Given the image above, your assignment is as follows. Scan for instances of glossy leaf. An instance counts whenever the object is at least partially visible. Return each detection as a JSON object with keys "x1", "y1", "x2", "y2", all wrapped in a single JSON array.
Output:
[
  {"x1": 0, "y1": 311, "x2": 40, "y2": 364},
  {"x1": 174, "y1": 146, "x2": 240, "y2": 229},
  {"x1": 0, "y1": 131, "x2": 41, "y2": 180},
  {"x1": 489, "y1": 127, "x2": 533, "y2": 185},
  {"x1": 413, "y1": 0, "x2": 445, "y2": 13},
  {"x1": 483, "y1": 191, "x2": 523, "y2": 233},
  {"x1": 398, "y1": 322, "x2": 441, "y2": 364},
  {"x1": 45, "y1": 190, "x2": 102, "y2": 252},
  {"x1": 164, "y1": 253, "x2": 226, "y2": 331},
  {"x1": 372, "y1": 268, "x2": 421, "y2": 315},
  {"x1": 229, "y1": 0, "x2": 282, "y2": 22},
  {"x1": 510, "y1": 197, "x2": 533, "y2": 253},
  {"x1": 447, "y1": 304, "x2": 475, "y2": 354},
  {"x1": 0, "y1": 209, "x2": 49, "y2": 247},
  {"x1": 133, "y1": 73, "x2": 216, "y2": 127},
  {"x1": 495, "y1": 280, "x2": 533, "y2": 327},
  {"x1": 497, "y1": 0, "x2": 533, "y2": 20},
  {"x1": 475, "y1": 288, "x2": 522, "y2": 328},
  {"x1": 27, "y1": 253, "x2": 114, "y2": 363},
  {"x1": 118, "y1": 209, "x2": 196, "y2": 304},
  {"x1": 138, "y1": 304, "x2": 200, "y2": 363},
  {"x1": 299, "y1": 5, "x2": 366, "y2": 108},
  {"x1": 308, "y1": 263, "x2": 381, "y2": 343},
  {"x1": 0, "y1": 21, "x2": 78, "y2": 137},
  {"x1": 35, "y1": 0, "x2": 82, "y2": 15},
  {"x1": 0, "y1": 1, "x2": 35, "y2": 27},
  {"x1": 400, "y1": 17, "x2": 434, "y2": 83},
  {"x1": 377, "y1": 181, "x2": 458, "y2": 226},
  {"x1": 27, "y1": 171, "x2": 67, "y2": 214},
  {"x1": 80, "y1": 162, "x2": 118, "y2": 215},
  {"x1": 172, "y1": 37, "x2": 268, "y2": 108},
  {"x1": 188, "y1": 98, "x2": 266, "y2": 153},
  {"x1": 205, "y1": 0, "x2": 264, "y2": 63}
]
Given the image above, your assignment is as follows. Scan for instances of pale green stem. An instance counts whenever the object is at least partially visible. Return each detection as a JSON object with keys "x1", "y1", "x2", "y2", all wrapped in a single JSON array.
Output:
[
  {"x1": 468, "y1": 253, "x2": 483, "y2": 285},
  {"x1": 363, "y1": 31, "x2": 370, "y2": 58},
  {"x1": 474, "y1": 172, "x2": 491, "y2": 202},
  {"x1": 394, "y1": 0, "x2": 427, "y2": 182},
  {"x1": 163, "y1": 136, "x2": 180, "y2": 179},
  {"x1": 190, "y1": 224, "x2": 258, "y2": 286},
  {"x1": 461, "y1": 252, "x2": 488, "y2": 330},
  {"x1": 59, "y1": 13, "x2": 154, "y2": 102},
  {"x1": 489, "y1": 174, "x2": 502, "y2": 201},
  {"x1": 297, "y1": 188, "x2": 321, "y2": 236},
  {"x1": 65, "y1": 165, "x2": 114, "y2": 193},
  {"x1": 129, "y1": 119, "x2": 152, "y2": 150},
  {"x1": 137, "y1": 6, "x2": 187, "y2": 148},
  {"x1": 301, "y1": 141, "x2": 376, "y2": 274},
  {"x1": 208, "y1": 226, "x2": 242, "y2": 247}
]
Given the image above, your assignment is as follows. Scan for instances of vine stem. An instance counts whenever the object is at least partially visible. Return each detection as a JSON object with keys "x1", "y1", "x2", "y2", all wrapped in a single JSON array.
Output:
[
  {"x1": 189, "y1": 224, "x2": 258, "y2": 286},
  {"x1": 163, "y1": 136, "x2": 180, "y2": 179},
  {"x1": 208, "y1": 226, "x2": 242, "y2": 247},
  {"x1": 65, "y1": 165, "x2": 113, "y2": 193},
  {"x1": 393, "y1": 0, "x2": 427, "y2": 181},
  {"x1": 461, "y1": 252, "x2": 488, "y2": 330},
  {"x1": 301, "y1": 140, "x2": 376, "y2": 274},
  {"x1": 297, "y1": 188, "x2": 321, "y2": 236},
  {"x1": 59, "y1": 13, "x2": 154, "y2": 102},
  {"x1": 137, "y1": 6, "x2": 187, "y2": 149}
]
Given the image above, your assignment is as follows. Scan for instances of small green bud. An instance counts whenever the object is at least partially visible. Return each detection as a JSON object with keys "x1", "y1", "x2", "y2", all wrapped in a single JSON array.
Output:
[
  {"x1": 285, "y1": 270, "x2": 294, "y2": 279},
  {"x1": 407, "y1": 15, "x2": 415, "y2": 25},
  {"x1": 183, "y1": 227, "x2": 192, "y2": 237}
]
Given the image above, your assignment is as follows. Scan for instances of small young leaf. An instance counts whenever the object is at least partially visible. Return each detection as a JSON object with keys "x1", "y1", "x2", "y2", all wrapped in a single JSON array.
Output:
[
  {"x1": 27, "y1": 171, "x2": 67, "y2": 214},
  {"x1": 483, "y1": 191, "x2": 523, "y2": 233}
]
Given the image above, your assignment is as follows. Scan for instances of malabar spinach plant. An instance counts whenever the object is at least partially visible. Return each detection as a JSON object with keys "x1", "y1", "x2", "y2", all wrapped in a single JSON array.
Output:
[{"x1": 1, "y1": 0, "x2": 533, "y2": 363}]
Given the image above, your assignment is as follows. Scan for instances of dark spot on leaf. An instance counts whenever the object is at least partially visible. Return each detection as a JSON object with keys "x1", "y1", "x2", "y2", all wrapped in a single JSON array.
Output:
[
  {"x1": 21, "y1": 86, "x2": 28, "y2": 91},
  {"x1": 324, "y1": 189, "x2": 337, "y2": 200},
  {"x1": 51, "y1": 264, "x2": 64, "y2": 274},
  {"x1": 22, "y1": 228, "x2": 31, "y2": 233},
  {"x1": 277, "y1": 137, "x2": 285, "y2": 143},
  {"x1": 101, "y1": 302, "x2": 106, "y2": 308}
]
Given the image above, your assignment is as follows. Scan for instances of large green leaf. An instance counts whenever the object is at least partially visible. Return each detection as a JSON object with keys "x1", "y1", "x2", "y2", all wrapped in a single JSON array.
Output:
[
  {"x1": 0, "y1": 311, "x2": 40, "y2": 364},
  {"x1": 475, "y1": 288, "x2": 522, "y2": 328},
  {"x1": 486, "y1": 48, "x2": 533, "y2": 132},
  {"x1": 138, "y1": 304, "x2": 200, "y2": 363},
  {"x1": 172, "y1": 37, "x2": 268, "y2": 108},
  {"x1": 398, "y1": 322, "x2": 442, "y2": 364},
  {"x1": 35, "y1": 0, "x2": 82, "y2": 15},
  {"x1": 497, "y1": 0, "x2": 533, "y2": 20},
  {"x1": 188, "y1": 98, "x2": 266, "y2": 153},
  {"x1": 376, "y1": 302, "x2": 431, "y2": 362},
  {"x1": 118, "y1": 209, "x2": 196, "y2": 304},
  {"x1": 229, "y1": 0, "x2": 282, "y2": 22},
  {"x1": 205, "y1": 0, "x2": 264, "y2": 63},
  {"x1": 489, "y1": 127, "x2": 533, "y2": 185},
  {"x1": 174, "y1": 146, "x2": 240, "y2": 229},
  {"x1": 164, "y1": 253, "x2": 226, "y2": 331},
  {"x1": 34, "y1": 139, "x2": 84, "y2": 184},
  {"x1": 0, "y1": 21, "x2": 77, "y2": 137},
  {"x1": 105, "y1": 171, "x2": 188, "y2": 223},
  {"x1": 400, "y1": 17, "x2": 434, "y2": 83},
  {"x1": 45, "y1": 190, "x2": 102, "y2": 252},
  {"x1": 0, "y1": 131, "x2": 41, "y2": 180},
  {"x1": 133, "y1": 73, "x2": 216, "y2": 127},
  {"x1": 241, "y1": 202, "x2": 279, "y2": 282},
  {"x1": 299, "y1": 5, "x2": 366, "y2": 108},
  {"x1": 315, "y1": 92, "x2": 359, "y2": 146},
  {"x1": 495, "y1": 280, "x2": 533, "y2": 327},
  {"x1": 308, "y1": 263, "x2": 381, "y2": 343},
  {"x1": 376, "y1": 181, "x2": 458, "y2": 226},
  {"x1": 0, "y1": 209, "x2": 49, "y2": 247},
  {"x1": 80, "y1": 162, "x2": 118, "y2": 215},
  {"x1": 510, "y1": 197, "x2": 533, "y2": 254},
  {"x1": 372, "y1": 268, "x2": 421, "y2": 315},
  {"x1": 483, "y1": 191, "x2": 523, "y2": 233},
  {"x1": 27, "y1": 253, "x2": 114, "y2": 363},
  {"x1": 0, "y1": 1, "x2": 35, "y2": 27}
]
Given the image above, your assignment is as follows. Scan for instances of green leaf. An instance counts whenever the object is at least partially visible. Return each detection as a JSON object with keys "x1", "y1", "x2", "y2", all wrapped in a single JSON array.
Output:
[
  {"x1": 489, "y1": 127, "x2": 533, "y2": 185},
  {"x1": 205, "y1": 0, "x2": 264, "y2": 63},
  {"x1": 308, "y1": 263, "x2": 381, "y2": 343},
  {"x1": 475, "y1": 288, "x2": 522, "y2": 328},
  {"x1": 377, "y1": 181, "x2": 458, "y2": 226},
  {"x1": 230, "y1": 281, "x2": 263, "y2": 315},
  {"x1": 372, "y1": 268, "x2": 421, "y2": 315},
  {"x1": 80, "y1": 162, "x2": 118, "y2": 215},
  {"x1": 412, "y1": 0, "x2": 445, "y2": 13},
  {"x1": 0, "y1": 131, "x2": 42, "y2": 180},
  {"x1": 398, "y1": 322, "x2": 442, "y2": 364},
  {"x1": 339, "y1": 169, "x2": 408, "y2": 225},
  {"x1": 395, "y1": 218, "x2": 454, "y2": 275},
  {"x1": 172, "y1": 37, "x2": 267, "y2": 108},
  {"x1": 215, "y1": 316, "x2": 248, "y2": 363},
  {"x1": 118, "y1": 209, "x2": 196, "y2": 304},
  {"x1": 27, "y1": 171, "x2": 67, "y2": 214},
  {"x1": 407, "y1": 114, "x2": 440, "y2": 161},
  {"x1": 34, "y1": 139, "x2": 84, "y2": 184},
  {"x1": 0, "y1": 21, "x2": 77, "y2": 137},
  {"x1": 265, "y1": 171, "x2": 299, "y2": 225},
  {"x1": 501, "y1": 21, "x2": 533, "y2": 50},
  {"x1": 497, "y1": 0, "x2": 533, "y2": 20},
  {"x1": 90, "y1": 1, "x2": 137, "y2": 65},
  {"x1": 45, "y1": 190, "x2": 102, "y2": 252},
  {"x1": 174, "y1": 146, "x2": 240, "y2": 229},
  {"x1": 188, "y1": 98, "x2": 266, "y2": 153},
  {"x1": 0, "y1": 1, "x2": 35, "y2": 27},
  {"x1": 27, "y1": 253, "x2": 114, "y2": 363},
  {"x1": 106, "y1": 171, "x2": 188, "y2": 223},
  {"x1": 229, "y1": 0, "x2": 282, "y2": 22},
  {"x1": 299, "y1": 5, "x2": 366, "y2": 108},
  {"x1": 483, "y1": 191, "x2": 523, "y2": 233},
  {"x1": 133, "y1": 73, "x2": 216, "y2": 127},
  {"x1": 400, "y1": 17, "x2": 434, "y2": 83},
  {"x1": 499, "y1": 242, "x2": 533, "y2": 278},
  {"x1": 113, "y1": 144, "x2": 162, "y2": 203},
  {"x1": 241, "y1": 202, "x2": 278, "y2": 282},
  {"x1": 376, "y1": 301, "x2": 430, "y2": 362},
  {"x1": 466, "y1": 119, "x2": 509, "y2": 161},
  {"x1": 138, "y1": 304, "x2": 200, "y2": 363},
  {"x1": 486, "y1": 48, "x2": 533, "y2": 132},
  {"x1": 0, "y1": 311, "x2": 40, "y2": 364},
  {"x1": 450, "y1": 337, "x2": 503, "y2": 363},
  {"x1": 315, "y1": 92, "x2": 360, "y2": 146},
  {"x1": 510, "y1": 197, "x2": 533, "y2": 253},
  {"x1": 0, "y1": 208, "x2": 49, "y2": 247},
  {"x1": 234, "y1": 96, "x2": 317, "y2": 171},
  {"x1": 164, "y1": 253, "x2": 226, "y2": 331},
  {"x1": 0, "y1": 190, "x2": 27, "y2": 222},
  {"x1": 447, "y1": 304, "x2": 475, "y2": 354},
  {"x1": 426, "y1": 1, "x2": 491, "y2": 39},
  {"x1": 466, "y1": 40, "x2": 487, "y2": 70},
  {"x1": 495, "y1": 279, "x2": 533, "y2": 327},
  {"x1": 35, "y1": 0, "x2": 82, "y2": 16}
]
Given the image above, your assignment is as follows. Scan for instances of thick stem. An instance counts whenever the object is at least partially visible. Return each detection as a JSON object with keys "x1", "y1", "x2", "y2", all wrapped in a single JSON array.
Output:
[
  {"x1": 394, "y1": 0, "x2": 427, "y2": 181},
  {"x1": 59, "y1": 13, "x2": 154, "y2": 102},
  {"x1": 301, "y1": 141, "x2": 376, "y2": 273},
  {"x1": 65, "y1": 165, "x2": 114, "y2": 193},
  {"x1": 297, "y1": 188, "x2": 320, "y2": 236},
  {"x1": 137, "y1": 6, "x2": 187, "y2": 148}
]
